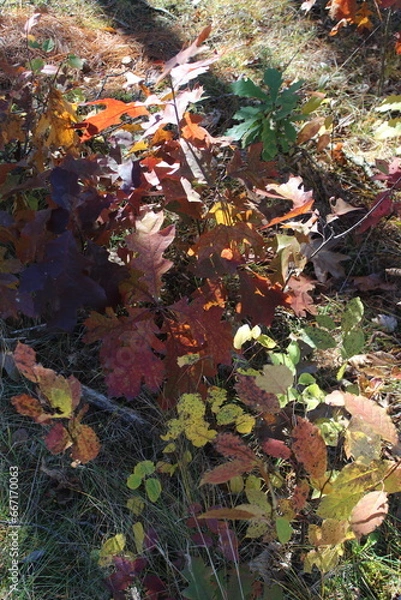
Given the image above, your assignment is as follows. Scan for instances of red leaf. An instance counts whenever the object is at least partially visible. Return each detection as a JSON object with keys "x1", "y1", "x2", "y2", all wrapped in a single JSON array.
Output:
[
  {"x1": 200, "y1": 459, "x2": 255, "y2": 485},
  {"x1": 45, "y1": 422, "x2": 72, "y2": 454},
  {"x1": 76, "y1": 99, "x2": 149, "y2": 142},
  {"x1": 214, "y1": 432, "x2": 258, "y2": 464},
  {"x1": 357, "y1": 192, "x2": 393, "y2": 234},
  {"x1": 292, "y1": 417, "x2": 327, "y2": 479},
  {"x1": 236, "y1": 271, "x2": 290, "y2": 327},
  {"x1": 291, "y1": 480, "x2": 310, "y2": 511},
  {"x1": 85, "y1": 309, "x2": 166, "y2": 399},
  {"x1": 262, "y1": 438, "x2": 292, "y2": 460}
]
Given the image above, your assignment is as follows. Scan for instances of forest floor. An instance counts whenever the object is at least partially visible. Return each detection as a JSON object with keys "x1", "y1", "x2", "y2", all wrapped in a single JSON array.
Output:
[{"x1": 1, "y1": 0, "x2": 401, "y2": 599}]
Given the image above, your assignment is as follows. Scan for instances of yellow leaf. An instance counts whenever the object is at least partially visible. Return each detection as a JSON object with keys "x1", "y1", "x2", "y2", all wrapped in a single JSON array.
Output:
[{"x1": 35, "y1": 89, "x2": 79, "y2": 153}]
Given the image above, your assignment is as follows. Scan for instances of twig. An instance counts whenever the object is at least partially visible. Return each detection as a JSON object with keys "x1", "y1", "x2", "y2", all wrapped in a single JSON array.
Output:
[{"x1": 81, "y1": 385, "x2": 148, "y2": 427}]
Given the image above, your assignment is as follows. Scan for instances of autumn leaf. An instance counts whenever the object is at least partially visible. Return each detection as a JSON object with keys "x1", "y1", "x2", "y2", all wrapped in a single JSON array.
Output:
[
  {"x1": 200, "y1": 459, "x2": 255, "y2": 485},
  {"x1": 309, "y1": 519, "x2": 350, "y2": 547},
  {"x1": 35, "y1": 89, "x2": 79, "y2": 153},
  {"x1": 45, "y1": 422, "x2": 72, "y2": 455},
  {"x1": 261, "y1": 438, "x2": 292, "y2": 460},
  {"x1": 343, "y1": 393, "x2": 398, "y2": 446},
  {"x1": 85, "y1": 308, "x2": 166, "y2": 399},
  {"x1": 125, "y1": 223, "x2": 175, "y2": 300},
  {"x1": 236, "y1": 374, "x2": 281, "y2": 414},
  {"x1": 236, "y1": 271, "x2": 290, "y2": 327},
  {"x1": 76, "y1": 98, "x2": 149, "y2": 142},
  {"x1": 350, "y1": 491, "x2": 388, "y2": 540},
  {"x1": 286, "y1": 275, "x2": 317, "y2": 316},
  {"x1": 215, "y1": 432, "x2": 259, "y2": 465},
  {"x1": 11, "y1": 394, "x2": 52, "y2": 425},
  {"x1": 155, "y1": 25, "x2": 213, "y2": 85},
  {"x1": 69, "y1": 421, "x2": 101, "y2": 464},
  {"x1": 292, "y1": 417, "x2": 327, "y2": 480}
]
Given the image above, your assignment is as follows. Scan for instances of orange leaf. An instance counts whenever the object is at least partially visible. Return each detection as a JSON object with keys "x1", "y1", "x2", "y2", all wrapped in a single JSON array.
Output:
[
  {"x1": 261, "y1": 199, "x2": 315, "y2": 228},
  {"x1": 11, "y1": 394, "x2": 52, "y2": 424},
  {"x1": 200, "y1": 459, "x2": 255, "y2": 485},
  {"x1": 70, "y1": 422, "x2": 101, "y2": 464},
  {"x1": 292, "y1": 417, "x2": 327, "y2": 479},
  {"x1": 77, "y1": 99, "x2": 149, "y2": 142}
]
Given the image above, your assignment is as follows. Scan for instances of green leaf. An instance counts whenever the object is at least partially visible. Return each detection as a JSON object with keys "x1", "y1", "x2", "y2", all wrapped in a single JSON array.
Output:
[
  {"x1": 126, "y1": 473, "x2": 142, "y2": 490},
  {"x1": 231, "y1": 77, "x2": 269, "y2": 101},
  {"x1": 316, "y1": 315, "x2": 337, "y2": 330},
  {"x1": 29, "y1": 58, "x2": 45, "y2": 72},
  {"x1": 342, "y1": 329, "x2": 365, "y2": 359},
  {"x1": 134, "y1": 460, "x2": 155, "y2": 477},
  {"x1": 182, "y1": 556, "x2": 217, "y2": 600},
  {"x1": 42, "y1": 38, "x2": 55, "y2": 52},
  {"x1": 263, "y1": 68, "x2": 283, "y2": 102},
  {"x1": 145, "y1": 477, "x2": 162, "y2": 503},
  {"x1": 67, "y1": 54, "x2": 85, "y2": 69},
  {"x1": 132, "y1": 521, "x2": 145, "y2": 554},
  {"x1": 276, "y1": 516, "x2": 293, "y2": 544},
  {"x1": 126, "y1": 495, "x2": 145, "y2": 515},
  {"x1": 303, "y1": 326, "x2": 336, "y2": 350},
  {"x1": 341, "y1": 297, "x2": 364, "y2": 333}
]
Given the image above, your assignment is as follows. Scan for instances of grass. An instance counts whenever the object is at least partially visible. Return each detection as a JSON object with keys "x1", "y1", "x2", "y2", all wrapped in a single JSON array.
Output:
[{"x1": 1, "y1": 0, "x2": 401, "y2": 598}]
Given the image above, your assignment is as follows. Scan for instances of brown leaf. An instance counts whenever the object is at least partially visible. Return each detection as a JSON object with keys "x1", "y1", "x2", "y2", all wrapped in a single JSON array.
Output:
[
  {"x1": 236, "y1": 375, "x2": 280, "y2": 414},
  {"x1": 292, "y1": 417, "x2": 327, "y2": 479},
  {"x1": 236, "y1": 271, "x2": 290, "y2": 327},
  {"x1": 200, "y1": 459, "x2": 255, "y2": 485},
  {"x1": 350, "y1": 491, "x2": 388, "y2": 540},
  {"x1": 286, "y1": 275, "x2": 317, "y2": 317}
]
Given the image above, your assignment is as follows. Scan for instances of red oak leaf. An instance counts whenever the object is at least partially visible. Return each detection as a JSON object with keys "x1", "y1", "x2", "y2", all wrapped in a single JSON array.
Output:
[
  {"x1": 76, "y1": 99, "x2": 149, "y2": 142},
  {"x1": 236, "y1": 270, "x2": 290, "y2": 327}
]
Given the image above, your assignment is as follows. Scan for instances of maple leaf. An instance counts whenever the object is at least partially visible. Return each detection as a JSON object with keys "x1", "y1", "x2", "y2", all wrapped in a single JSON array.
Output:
[
  {"x1": 236, "y1": 270, "x2": 290, "y2": 327},
  {"x1": 181, "y1": 112, "x2": 215, "y2": 147},
  {"x1": 292, "y1": 417, "x2": 327, "y2": 480},
  {"x1": 76, "y1": 99, "x2": 149, "y2": 142},
  {"x1": 84, "y1": 308, "x2": 166, "y2": 399}
]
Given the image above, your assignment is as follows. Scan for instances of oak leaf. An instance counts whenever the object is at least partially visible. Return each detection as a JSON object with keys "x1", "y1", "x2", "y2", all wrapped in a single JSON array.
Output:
[
  {"x1": 236, "y1": 271, "x2": 290, "y2": 327},
  {"x1": 77, "y1": 99, "x2": 149, "y2": 142}
]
